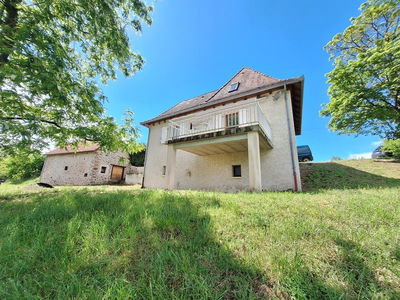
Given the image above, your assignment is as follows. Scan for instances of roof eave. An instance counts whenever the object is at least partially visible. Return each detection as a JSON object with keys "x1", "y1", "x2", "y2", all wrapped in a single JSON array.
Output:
[
  {"x1": 45, "y1": 149, "x2": 99, "y2": 156},
  {"x1": 141, "y1": 76, "x2": 304, "y2": 127}
]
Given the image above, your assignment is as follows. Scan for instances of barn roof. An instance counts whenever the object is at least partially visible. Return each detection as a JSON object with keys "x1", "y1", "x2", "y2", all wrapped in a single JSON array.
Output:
[{"x1": 45, "y1": 143, "x2": 100, "y2": 155}]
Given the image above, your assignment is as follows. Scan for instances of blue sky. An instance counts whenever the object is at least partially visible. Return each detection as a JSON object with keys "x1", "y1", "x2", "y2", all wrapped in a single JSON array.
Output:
[{"x1": 101, "y1": 0, "x2": 381, "y2": 162}]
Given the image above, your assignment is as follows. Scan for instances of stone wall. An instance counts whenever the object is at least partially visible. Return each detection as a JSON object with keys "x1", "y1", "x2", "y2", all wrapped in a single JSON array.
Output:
[
  {"x1": 40, "y1": 150, "x2": 130, "y2": 185},
  {"x1": 125, "y1": 166, "x2": 144, "y2": 185}
]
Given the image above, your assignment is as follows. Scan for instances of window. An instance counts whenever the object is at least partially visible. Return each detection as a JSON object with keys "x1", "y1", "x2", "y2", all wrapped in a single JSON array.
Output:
[
  {"x1": 101, "y1": 166, "x2": 107, "y2": 173},
  {"x1": 84, "y1": 173, "x2": 88, "y2": 177},
  {"x1": 225, "y1": 112, "x2": 239, "y2": 127},
  {"x1": 229, "y1": 82, "x2": 239, "y2": 92},
  {"x1": 232, "y1": 165, "x2": 241, "y2": 177},
  {"x1": 162, "y1": 165, "x2": 166, "y2": 176},
  {"x1": 190, "y1": 123, "x2": 193, "y2": 130},
  {"x1": 64, "y1": 166, "x2": 68, "y2": 171}
]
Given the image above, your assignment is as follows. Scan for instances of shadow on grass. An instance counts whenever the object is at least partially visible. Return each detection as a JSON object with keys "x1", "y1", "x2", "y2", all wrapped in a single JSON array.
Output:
[
  {"x1": 0, "y1": 190, "x2": 274, "y2": 298},
  {"x1": 301, "y1": 162, "x2": 400, "y2": 191},
  {"x1": 334, "y1": 238, "x2": 400, "y2": 299},
  {"x1": 1, "y1": 189, "x2": 398, "y2": 298}
]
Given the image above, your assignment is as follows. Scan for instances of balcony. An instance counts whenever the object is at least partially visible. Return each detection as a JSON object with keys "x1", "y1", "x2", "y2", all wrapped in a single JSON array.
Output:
[{"x1": 162, "y1": 102, "x2": 273, "y2": 155}]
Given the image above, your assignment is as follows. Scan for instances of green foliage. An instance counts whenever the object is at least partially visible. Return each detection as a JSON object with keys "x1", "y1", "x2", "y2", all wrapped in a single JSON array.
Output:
[
  {"x1": 0, "y1": 157, "x2": 9, "y2": 178},
  {"x1": 129, "y1": 146, "x2": 146, "y2": 166},
  {"x1": 382, "y1": 138, "x2": 400, "y2": 158},
  {"x1": 321, "y1": 0, "x2": 400, "y2": 138},
  {"x1": 3, "y1": 150, "x2": 44, "y2": 180},
  {"x1": 0, "y1": 0, "x2": 153, "y2": 154}
]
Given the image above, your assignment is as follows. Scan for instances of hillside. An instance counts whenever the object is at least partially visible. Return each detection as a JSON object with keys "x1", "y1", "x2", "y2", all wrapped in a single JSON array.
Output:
[
  {"x1": 300, "y1": 159, "x2": 400, "y2": 191},
  {"x1": 0, "y1": 160, "x2": 399, "y2": 298}
]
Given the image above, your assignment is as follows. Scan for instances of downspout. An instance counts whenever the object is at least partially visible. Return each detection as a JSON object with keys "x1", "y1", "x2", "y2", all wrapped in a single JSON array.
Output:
[
  {"x1": 283, "y1": 82, "x2": 299, "y2": 191},
  {"x1": 141, "y1": 127, "x2": 151, "y2": 188}
]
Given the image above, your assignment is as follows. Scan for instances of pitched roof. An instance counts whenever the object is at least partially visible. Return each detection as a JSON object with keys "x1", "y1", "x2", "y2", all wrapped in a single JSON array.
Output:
[
  {"x1": 45, "y1": 143, "x2": 100, "y2": 155},
  {"x1": 141, "y1": 67, "x2": 304, "y2": 135}
]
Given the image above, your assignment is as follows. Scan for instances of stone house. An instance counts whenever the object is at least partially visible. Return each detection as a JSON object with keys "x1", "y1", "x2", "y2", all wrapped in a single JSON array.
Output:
[
  {"x1": 141, "y1": 67, "x2": 304, "y2": 192},
  {"x1": 40, "y1": 144, "x2": 131, "y2": 185}
]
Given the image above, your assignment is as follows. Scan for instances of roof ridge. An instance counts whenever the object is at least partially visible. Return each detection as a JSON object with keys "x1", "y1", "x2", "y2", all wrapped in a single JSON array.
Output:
[
  {"x1": 242, "y1": 66, "x2": 280, "y2": 81},
  {"x1": 205, "y1": 67, "x2": 247, "y2": 103}
]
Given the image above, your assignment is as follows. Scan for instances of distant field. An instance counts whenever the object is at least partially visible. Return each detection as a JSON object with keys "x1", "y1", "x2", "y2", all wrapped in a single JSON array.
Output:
[{"x1": 0, "y1": 159, "x2": 399, "y2": 298}]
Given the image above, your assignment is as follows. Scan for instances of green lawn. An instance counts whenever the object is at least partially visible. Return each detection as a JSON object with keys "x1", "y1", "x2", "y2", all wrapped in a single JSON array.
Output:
[{"x1": 0, "y1": 160, "x2": 399, "y2": 299}]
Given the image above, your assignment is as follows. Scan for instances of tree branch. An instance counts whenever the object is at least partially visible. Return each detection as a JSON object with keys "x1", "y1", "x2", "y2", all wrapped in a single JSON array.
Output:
[{"x1": 0, "y1": 116, "x2": 62, "y2": 128}]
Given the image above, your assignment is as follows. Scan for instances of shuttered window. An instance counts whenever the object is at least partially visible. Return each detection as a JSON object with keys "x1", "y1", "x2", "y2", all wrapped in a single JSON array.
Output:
[{"x1": 160, "y1": 126, "x2": 167, "y2": 144}]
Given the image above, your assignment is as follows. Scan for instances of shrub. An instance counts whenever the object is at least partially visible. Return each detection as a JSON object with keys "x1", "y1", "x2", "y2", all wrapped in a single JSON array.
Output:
[
  {"x1": 130, "y1": 147, "x2": 146, "y2": 166},
  {"x1": 5, "y1": 151, "x2": 45, "y2": 180},
  {"x1": 382, "y1": 139, "x2": 400, "y2": 159}
]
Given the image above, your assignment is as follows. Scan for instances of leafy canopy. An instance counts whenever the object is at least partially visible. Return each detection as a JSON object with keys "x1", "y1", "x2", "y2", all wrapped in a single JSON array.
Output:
[
  {"x1": 382, "y1": 138, "x2": 400, "y2": 158},
  {"x1": 321, "y1": 0, "x2": 400, "y2": 139},
  {"x1": 0, "y1": 0, "x2": 153, "y2": 154},
  {"x1": 0, "y1": 150, "x2": 44, "y2": 180}
]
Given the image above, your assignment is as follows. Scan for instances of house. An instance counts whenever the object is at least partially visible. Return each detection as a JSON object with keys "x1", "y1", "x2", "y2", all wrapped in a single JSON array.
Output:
[
  {"x1": 40, "y1": 144, "x2": 130, "y2": 185},
  {"x1": 141, "y1": 67, "x2": 304, "y2": 192}
]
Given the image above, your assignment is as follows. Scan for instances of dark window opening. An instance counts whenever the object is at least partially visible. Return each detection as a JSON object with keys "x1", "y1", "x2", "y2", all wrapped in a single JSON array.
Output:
[
  {"x1": 229, "y1": 82, "x2": 239, "y2": 92},
  {"x1": 225, "y1": 112, "x2": 239, "y2": 127},
  {"x1": 64, "y1": 166, "x2": 68, "y2": 171},
  {"x1": 232, "y1": 165, "x2": 241, "y2": 177},
  {"x1": 190, "y1": 123, "x2": 193, "y2": 130},
  {"x1": 84, "y1": 173, "x2": 88, "y2": 177},
  {"x1": 101, "y1": 166, "x2": 106, "y2": 173},
  {"x1": 162, "y1": 165, "x2": 166, "y2": 176}
]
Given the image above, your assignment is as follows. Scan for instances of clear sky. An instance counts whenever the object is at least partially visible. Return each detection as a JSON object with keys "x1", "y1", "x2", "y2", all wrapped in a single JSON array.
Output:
[{"x1": 101, "y1": 0, "x2": 381, "y2": 162}]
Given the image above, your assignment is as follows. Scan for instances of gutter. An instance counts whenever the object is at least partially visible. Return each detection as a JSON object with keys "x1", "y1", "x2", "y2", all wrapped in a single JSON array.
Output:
[{"x1": 283, "y1": 81, "x2": 299, "y2": 192}]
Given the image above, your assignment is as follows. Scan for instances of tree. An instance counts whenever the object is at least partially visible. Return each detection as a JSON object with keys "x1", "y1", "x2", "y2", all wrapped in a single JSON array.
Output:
[
  {"x1": 3, "y1": 150, "x2": 44, "y2": 180},
  {"x1": 382, "y1": 138, "x2": 400, "y2": 158},
  {"x1": 321, "y1": 0, "x2": 400, "y2": 139},
  {"x1": 129, "y1": 146, "x2": 146, "y2": 166},
  {"x1": 0, "y1": 0, "x2": 153, "y2": 154}
]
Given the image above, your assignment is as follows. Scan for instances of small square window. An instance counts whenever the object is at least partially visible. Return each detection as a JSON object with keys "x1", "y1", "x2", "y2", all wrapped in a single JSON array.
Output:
[
  {"x1": 84, "y1": 173, "x2": 88, "y2": 177},
  {"x1": 228, "y1": 82, "x2": 239, "y2": 92},
  {"x1": 64, "y1": 166, "x2": 68, "y2": 171},
  {"x1": 101, "y1": 166, "x2": 106, "y2": 173},
  {"x1": 162, "y1": 165, "x2": 166, "y2": 176},
  {"x1": 232, "y1": 165, "x2": 241, "y2": 177}
]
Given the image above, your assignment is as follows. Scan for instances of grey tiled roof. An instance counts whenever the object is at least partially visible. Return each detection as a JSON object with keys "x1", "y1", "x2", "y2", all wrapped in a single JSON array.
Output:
[{"x1": 142, "y1": 67, "x2": 303, "y2": 134}]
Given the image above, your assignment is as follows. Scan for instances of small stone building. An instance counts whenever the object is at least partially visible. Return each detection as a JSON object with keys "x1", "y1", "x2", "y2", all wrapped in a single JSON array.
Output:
[{"x1": 40, "y1": 144, "x2": 130, "y2": 185}]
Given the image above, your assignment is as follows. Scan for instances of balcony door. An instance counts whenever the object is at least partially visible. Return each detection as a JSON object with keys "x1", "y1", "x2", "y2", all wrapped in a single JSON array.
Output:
[{"x1": 225, "y1": 112, "x2": 239, "y2": 127}]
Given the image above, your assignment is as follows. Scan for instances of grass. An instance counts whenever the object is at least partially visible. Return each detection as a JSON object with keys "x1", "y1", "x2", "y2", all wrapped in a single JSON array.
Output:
[{"x1": 0, "y1": 159, "x2": 399, "y2": 298}]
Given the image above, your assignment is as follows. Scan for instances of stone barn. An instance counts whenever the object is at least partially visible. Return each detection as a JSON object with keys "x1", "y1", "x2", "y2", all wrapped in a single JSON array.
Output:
[{"x1": 40, "y1": 144, "x2": 130, "y2": 186}]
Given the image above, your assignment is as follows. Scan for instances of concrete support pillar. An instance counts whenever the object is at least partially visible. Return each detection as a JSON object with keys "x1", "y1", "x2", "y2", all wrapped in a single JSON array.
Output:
[
  {"x1": 247, "y1": 132, "x2": 262, "y2": 191},
  {"x1": 166, "y1": 145, "x2": 176, "y2": 190}
]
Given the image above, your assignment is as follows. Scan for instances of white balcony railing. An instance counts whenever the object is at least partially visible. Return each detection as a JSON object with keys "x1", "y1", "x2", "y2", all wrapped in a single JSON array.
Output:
[{"x1": 163, "y1": 103, "x2": 272, "y2": 144}]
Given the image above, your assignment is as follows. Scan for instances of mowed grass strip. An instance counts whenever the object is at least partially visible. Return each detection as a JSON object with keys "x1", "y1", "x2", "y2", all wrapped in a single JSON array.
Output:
[{"x1": 0, "y1": 159, "x2": 399, "y2": 298}]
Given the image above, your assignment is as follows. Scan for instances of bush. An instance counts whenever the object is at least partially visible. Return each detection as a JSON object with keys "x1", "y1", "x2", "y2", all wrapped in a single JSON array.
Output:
[
  {"x1": 5, "y1": 151, "x2": 45, "y2": 180},
  {"x1": 382, "y1": 139, "x2": 400, "y2": 159},
  {"x1": 130, "y1": 148, "x2": 146, "y2": 166}
]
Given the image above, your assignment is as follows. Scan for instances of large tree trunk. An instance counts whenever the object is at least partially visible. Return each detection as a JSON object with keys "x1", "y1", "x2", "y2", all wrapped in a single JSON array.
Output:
[{"x1": 0, "y1": 0, "x2": 22, "y2": 64}]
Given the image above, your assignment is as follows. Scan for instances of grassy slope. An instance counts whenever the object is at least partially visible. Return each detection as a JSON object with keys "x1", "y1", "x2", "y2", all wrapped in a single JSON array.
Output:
[{"x1": 0, "y1": 160, "x2": 399, "y2": 299}]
